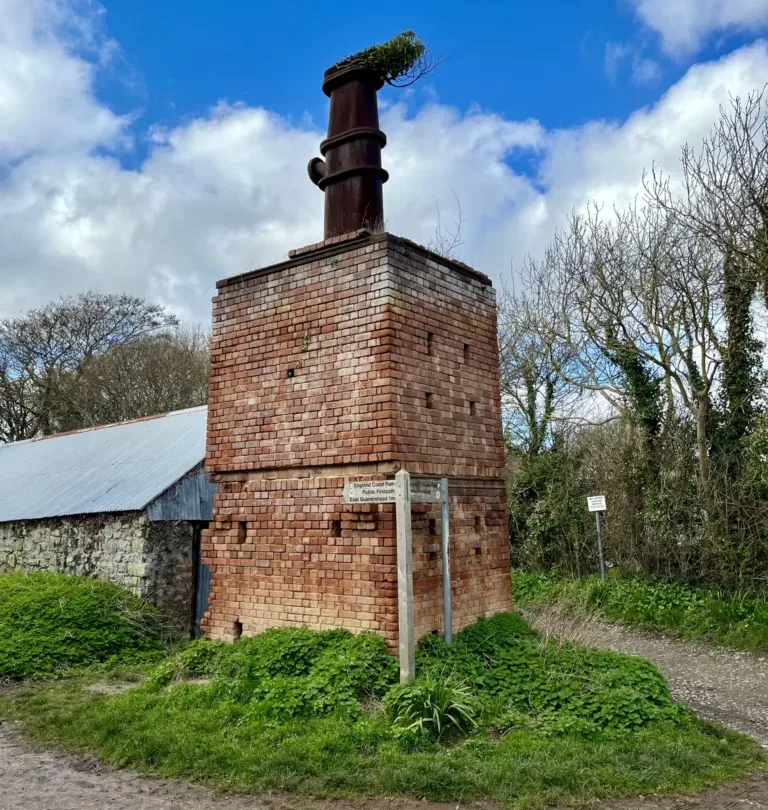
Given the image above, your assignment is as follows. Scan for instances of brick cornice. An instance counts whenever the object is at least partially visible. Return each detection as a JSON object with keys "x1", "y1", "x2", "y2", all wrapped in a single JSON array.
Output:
[{"x1": 215, "y1": 232, "x2": 493, "y2": 291}]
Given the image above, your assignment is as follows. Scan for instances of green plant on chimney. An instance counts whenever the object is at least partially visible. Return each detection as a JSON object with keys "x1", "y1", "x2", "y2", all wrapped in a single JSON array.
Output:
[{"x1": 336, "y1": 31, "x2": 440, "y2": 87}]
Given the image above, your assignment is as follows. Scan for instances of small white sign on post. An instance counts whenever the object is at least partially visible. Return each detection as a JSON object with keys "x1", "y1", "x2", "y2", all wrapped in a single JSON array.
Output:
[
  {"x1": 587, "y1": 495, "x2": 608, "y2": 581},
  {"x1": 587, "y1": 495, "x2": 607, "y2": 513}
]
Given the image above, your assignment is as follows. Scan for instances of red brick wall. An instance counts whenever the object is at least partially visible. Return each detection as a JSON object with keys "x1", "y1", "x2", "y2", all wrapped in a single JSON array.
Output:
[{"x1": 203, "y1": 231, "x2": 511, "y2": 644}]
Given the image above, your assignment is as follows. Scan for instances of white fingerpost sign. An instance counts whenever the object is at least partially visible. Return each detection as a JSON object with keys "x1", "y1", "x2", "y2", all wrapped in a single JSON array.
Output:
[
  {"x1": 343, "y1": 478, "x2": 442, "y2": 505},
  {"x1": 586, "y1": 495, "x2": 607, "y2": 581},
  {"x1": 342, "y1": 475, "x2": 452, "y2": 682}
]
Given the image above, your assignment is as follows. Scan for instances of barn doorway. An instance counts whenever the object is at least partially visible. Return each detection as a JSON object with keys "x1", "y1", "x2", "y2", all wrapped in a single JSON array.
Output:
[{"x1": 192, "y1": 522, "x2": 212, "y2": 638}]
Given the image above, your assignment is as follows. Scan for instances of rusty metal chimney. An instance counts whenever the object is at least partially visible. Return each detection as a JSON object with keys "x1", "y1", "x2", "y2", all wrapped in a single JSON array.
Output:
[{"x1": 308, "y1": 63, "x2": 388, "y2": 238}]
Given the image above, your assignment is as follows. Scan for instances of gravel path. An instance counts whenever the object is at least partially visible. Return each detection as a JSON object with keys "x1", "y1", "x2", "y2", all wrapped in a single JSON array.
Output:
[{"x1": 525, "y1": 606, "x2": 768, "y2": 746}]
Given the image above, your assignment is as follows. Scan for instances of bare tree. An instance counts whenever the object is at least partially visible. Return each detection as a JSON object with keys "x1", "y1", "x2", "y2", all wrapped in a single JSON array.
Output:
[
  {"x1": 498, "y1": 289, "x2": 582, "y2": 455},
  {"x1": 53, "y1": 326, "x2": 210, "y2": 430},
  {"x1": 0, "y1": 292, "x2": 178, "y2": 441},
  {"x1": 428, "y1": 192, "x2": 465, "y2": 260},
  {"x1": 524, "y1": 202, "x2": 725, "y2": 498},
  {"x1": 646, "y1": 89, "x2": 768, "y2": 289}
]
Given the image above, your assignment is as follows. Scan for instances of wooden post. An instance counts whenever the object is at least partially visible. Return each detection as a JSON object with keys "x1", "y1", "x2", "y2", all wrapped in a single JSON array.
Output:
[{"x1": 395, "y1": 469, "x2": 415, "y2": 683}]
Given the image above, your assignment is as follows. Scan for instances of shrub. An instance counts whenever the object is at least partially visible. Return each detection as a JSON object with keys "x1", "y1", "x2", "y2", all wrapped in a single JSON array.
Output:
[
  {"x1": 150, "y1": 627, "x2": 399, "y2": 724},
  {"x1": 417, "y1": 614, "x2": 687, "y2": 736},
  {"x1": 0, "y1": 572, "x2": 165, "y2": 679},
  {"x1": 144, "y1": 612, "x2": 687, "y2": 739}
]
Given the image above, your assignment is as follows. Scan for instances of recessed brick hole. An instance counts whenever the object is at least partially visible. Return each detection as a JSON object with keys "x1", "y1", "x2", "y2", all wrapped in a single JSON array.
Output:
[
  {"x1": 463, "y1": 343, "x2": 470, "y2": 362},
  {"x1": 286, "y1": 368, "x2": 295, "y2": 378},
  {"x1": 425, "y1": 392, "x2": 434, "y2": 409},
  {"x1": 469, "y1": 400, "x2": 476, "y2": 416},
  {"x1": 238, "y1": 521, "x2": 247, "y2": 544},
  {"x1": 331, "y1": 519, "x2": 342, "y2": 538},
  {"x1": 427, "y1": 332, "x2": 434, "y2": 356},
  {"x1": 475, "y1": 514, "x2": 482, "y2": 531},
  {"x1": 428, "y1": 518, "x2": 437, "y2": 536},
  {"x1": 429, "y1": 551, "x2": 438, "y2": 561},
  {"x1": 233, "y1": 621, "x2": 243, "y2": 640},
  {"x1": 474, "y1": 546, "x2": 482, "y2": 556}
]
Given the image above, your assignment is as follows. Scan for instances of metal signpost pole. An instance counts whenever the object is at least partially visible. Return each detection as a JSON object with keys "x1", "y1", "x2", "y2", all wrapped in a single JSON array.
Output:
[
  {"x1": 595, "y1": 510, "x2": 606, "y2": 582},
  {"x1": 394, "y1": 470, "x2": 415, "y2": 684},
  {"x1": 440, "y1": 477, "x2": 452, "y2": 644},
  {"x1": 587, "y1": 496, "x2": 608, "y2": 582}
]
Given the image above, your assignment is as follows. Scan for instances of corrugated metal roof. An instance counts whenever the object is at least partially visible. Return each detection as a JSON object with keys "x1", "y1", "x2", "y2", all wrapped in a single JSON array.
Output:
[{"x1": 0, "y1": 406, "x2": 208, "y2": 522}]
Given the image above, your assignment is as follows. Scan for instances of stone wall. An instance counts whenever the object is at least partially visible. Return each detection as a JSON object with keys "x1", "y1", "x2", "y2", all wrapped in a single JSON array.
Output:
[
  {"x1": 0, "y1": 512, "x2": 196, "y2": 632},
  {"x1": 0, "y1": 512, "x2": 148, "y2": 589},
  {"x1": 203, "y1": 230, "x2": 511, "y2": 646}
]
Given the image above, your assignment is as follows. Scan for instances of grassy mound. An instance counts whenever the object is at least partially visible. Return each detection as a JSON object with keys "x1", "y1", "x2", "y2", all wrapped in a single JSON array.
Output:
[
  {"x1": 0, "y1": 572, "x2": 165, "y2": 679},
  {"x1": 2, "y1": 614, "x2": 761, "y2": 807},
  {"x1": 512, "y1": 570, "x2": 768, "y2": 649}
]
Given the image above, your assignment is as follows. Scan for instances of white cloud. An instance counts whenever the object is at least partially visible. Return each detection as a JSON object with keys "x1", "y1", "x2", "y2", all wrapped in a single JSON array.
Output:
[
  {"x1": 628, "y1": 0, "x2": 768, "y2": 56},
  {"x1": 1, "y1": 0, "x2": 768, "y2": 325},
  {"x1": 0, "y1": 0, "x2": 126, "y2": 162},
  {"x1": 631, "y1": 56, "x2": 662, "y2": 84},
  {"x1": 604, "y1": 41, "x2": 661, "y2": 85}
]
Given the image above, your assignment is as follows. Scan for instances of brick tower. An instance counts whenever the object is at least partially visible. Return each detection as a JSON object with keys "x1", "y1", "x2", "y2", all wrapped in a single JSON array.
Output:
[{"x1": 201, "y1": 58, "x2": 511, "y2": 645}]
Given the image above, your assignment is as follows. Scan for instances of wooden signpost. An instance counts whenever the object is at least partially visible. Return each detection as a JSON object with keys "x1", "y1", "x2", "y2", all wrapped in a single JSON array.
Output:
[{"x1": 344, "y1": 473, "x2": 450, "y2": 683}]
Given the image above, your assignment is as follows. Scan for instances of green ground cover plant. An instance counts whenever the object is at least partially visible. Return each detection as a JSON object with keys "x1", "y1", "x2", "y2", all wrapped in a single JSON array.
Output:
[
  {"x1": 1, "y1": 614, "x2": 761, "y2": 808},
  {"x1": 512, "y1": 570, "x2": 768, "y2": 649},
  {"x1": 0, "y1": 572, "x2": 166, "y2": 679}
]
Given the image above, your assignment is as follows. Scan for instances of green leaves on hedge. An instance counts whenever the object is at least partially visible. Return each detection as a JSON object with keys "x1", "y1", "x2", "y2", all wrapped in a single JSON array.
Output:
[{"x1": 0, "y1": 572, "x2": 164, "y2": 678}]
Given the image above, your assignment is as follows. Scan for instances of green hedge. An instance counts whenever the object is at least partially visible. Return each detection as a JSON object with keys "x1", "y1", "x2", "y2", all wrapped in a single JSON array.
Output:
[{"x1": 0, "y1": 572, "x2": 165, "y2": 678}]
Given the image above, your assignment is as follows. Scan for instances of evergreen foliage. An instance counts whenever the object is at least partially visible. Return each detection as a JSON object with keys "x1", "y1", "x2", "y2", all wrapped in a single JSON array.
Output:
[{"x1": 0, "y1": 572, "x2": 165, "y2": 679}]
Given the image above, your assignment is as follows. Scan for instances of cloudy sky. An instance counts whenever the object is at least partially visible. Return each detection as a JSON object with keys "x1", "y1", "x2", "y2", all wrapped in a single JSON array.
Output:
[{"x1": 2, "y1": 0, "x2": 768, "y2": 323}]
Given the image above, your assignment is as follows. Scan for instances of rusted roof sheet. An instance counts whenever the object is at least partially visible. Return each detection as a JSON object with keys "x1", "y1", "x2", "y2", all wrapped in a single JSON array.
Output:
[{"x1": 0, "y1": 406, "x2": 208, "y2": 522}]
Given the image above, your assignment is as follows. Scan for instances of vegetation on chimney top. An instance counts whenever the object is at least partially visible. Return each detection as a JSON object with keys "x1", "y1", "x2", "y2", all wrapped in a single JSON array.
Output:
[{"x1": 336, "y1": 30, "x2": 438, "y2": 87}]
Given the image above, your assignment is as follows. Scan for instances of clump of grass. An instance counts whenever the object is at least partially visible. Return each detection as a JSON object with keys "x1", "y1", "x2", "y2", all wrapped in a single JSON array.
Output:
[
  {"x1": 0, "y1": 572, "x2": 166, "y2": 679},
  {"x1": 512, "y1": 570, "x2": 768, "y2": 649},
  {"x1": 1, "y1": 614, "x2": 762, "y2": 808}
]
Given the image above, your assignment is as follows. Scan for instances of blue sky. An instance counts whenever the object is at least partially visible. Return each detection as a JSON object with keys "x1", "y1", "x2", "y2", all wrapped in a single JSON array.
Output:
[
  {"x1": 2, "y1": 0, "x2": 768, "y2": 322},
  {"x1": 98, "y1": 0, "x2": 759, "y2": 162}
]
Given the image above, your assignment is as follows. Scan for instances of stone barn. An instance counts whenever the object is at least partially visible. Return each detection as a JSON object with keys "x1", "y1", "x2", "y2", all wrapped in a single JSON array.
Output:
[
  {"x1": 201, "y1": 57, "x2": 512, "y2": 649},
  {"x1": 0, "y1": 406, "x2": 217, "y2": 635}
]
